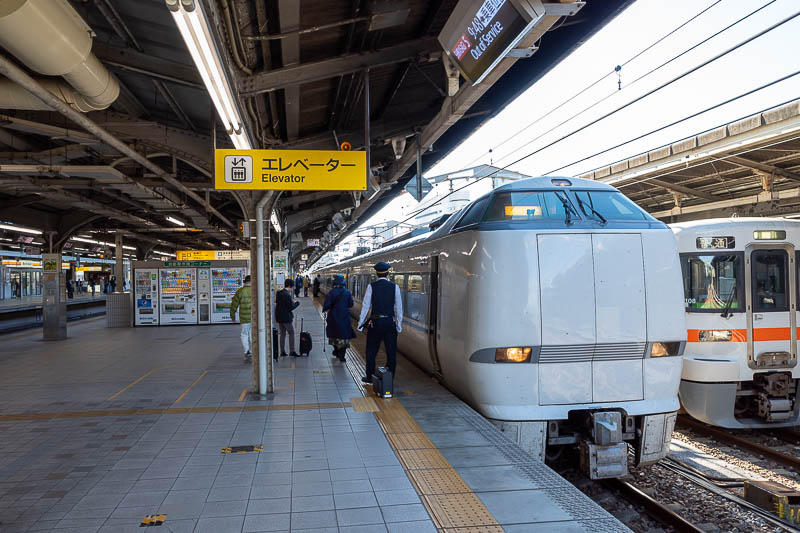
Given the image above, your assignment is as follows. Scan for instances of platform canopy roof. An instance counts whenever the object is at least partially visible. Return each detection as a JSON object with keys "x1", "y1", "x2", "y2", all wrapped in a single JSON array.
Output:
[
  {"x1": 0, "y1": 0, "x2": 632, "y2": 260},
  {"x1": 584, "y1": 99, "x2": 800, "y2": 223}
]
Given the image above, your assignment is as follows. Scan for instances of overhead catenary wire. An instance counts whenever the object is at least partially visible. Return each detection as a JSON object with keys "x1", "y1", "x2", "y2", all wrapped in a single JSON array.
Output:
[
  {"x1": 361, "y1": 11, "x2": 800, "y2": 240},
  {"x1": 490, "y1": 0, "x2": 781, "y2": 170},
  {"x1": 460, "y1": 0, "x2": 727, "y2": 170},
  {"x1": 544, "y1": 70, "x2": 800, "y2": 176}
]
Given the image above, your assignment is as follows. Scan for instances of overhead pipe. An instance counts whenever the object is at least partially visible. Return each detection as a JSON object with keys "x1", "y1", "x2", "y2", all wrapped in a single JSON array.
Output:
[
  {"x1": 0, "y1": 51, "x2": 237, "y2": 233},
  {"x1": 0, "y1": 0, "x2": 119, "y2": 111}
]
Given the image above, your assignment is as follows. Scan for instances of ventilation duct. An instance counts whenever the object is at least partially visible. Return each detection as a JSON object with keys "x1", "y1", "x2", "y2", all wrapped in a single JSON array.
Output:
[{"x1": 0, "y1": 0, "x2": 119, "y2": 112}]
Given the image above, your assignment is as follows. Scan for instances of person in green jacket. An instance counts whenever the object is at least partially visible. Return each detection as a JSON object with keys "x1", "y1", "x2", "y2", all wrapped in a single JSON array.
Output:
[{"x1": 230, "y1": 275, "x2": 252, "y2": 363}]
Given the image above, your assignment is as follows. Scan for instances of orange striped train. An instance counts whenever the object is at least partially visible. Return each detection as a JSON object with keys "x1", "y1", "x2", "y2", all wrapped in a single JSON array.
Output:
[{"x1": 673, "y1": 218, "x2": 800, "y2": 428}]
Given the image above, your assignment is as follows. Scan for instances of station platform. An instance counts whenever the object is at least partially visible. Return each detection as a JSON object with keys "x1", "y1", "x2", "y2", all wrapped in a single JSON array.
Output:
[{"x1": 0, "y1": 297, "x2": 628, "y2": 532}]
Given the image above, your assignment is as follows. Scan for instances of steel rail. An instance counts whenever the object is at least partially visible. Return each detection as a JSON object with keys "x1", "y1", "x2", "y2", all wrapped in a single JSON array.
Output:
[
  {"x1": 602, "y1": 478, "x2": 706, "y2": 533},
  {"x1": 678, "y1": 416, "x2": 800, "y2": 472}
]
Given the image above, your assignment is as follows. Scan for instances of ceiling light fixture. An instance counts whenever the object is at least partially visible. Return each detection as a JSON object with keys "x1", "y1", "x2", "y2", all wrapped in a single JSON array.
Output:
[
  {"x1": 270, "y1": 211, "x2": 282, "y2": 233},
  {"x1": 220, "y1": 241, "x2": 230, "y2": 247},
  {"x1": 165, "y1": 0, "x2": 252, "y2": 150},
  {"x1": 166, "y1": 216, "x2": 186, "y2": 227},
  {"x1": 0, "y1": 223, "x2": 42, "y2": 235}
]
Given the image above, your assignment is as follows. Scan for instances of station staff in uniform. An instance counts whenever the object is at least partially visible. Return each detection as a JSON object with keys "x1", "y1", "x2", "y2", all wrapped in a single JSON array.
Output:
[{"x1": 358, "y1": 262, "x2": 403, "y2": 384}]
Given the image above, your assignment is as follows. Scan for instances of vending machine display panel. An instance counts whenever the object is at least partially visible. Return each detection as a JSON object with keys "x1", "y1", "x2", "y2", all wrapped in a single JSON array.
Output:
[
  {"x1": 134, "y1": 269, "x2": 159, "y2": 326},
  {"x1": 159, "y1": 268, "x2": 197, "y2": 325},
  {"x1": 211, "y1": 267, "x2": 245, "y2": 323}
]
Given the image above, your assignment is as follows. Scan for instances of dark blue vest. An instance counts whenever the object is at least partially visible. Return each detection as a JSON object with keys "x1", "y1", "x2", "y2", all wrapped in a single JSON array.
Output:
[{"x1": 370, "y1": 279, "x2": 396, "y2": 317}]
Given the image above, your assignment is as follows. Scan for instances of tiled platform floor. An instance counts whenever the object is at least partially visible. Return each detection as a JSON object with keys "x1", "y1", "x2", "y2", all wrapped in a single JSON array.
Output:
[
  {"x1": 0, "y1": 297, "x2": 628, "y2": 532},
  {"x1": 0, "y1": 293, "x2": 106, "y2": 313}
]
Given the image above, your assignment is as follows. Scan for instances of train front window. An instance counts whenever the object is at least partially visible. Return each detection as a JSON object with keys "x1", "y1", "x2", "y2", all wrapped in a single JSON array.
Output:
[
  {"x1": 752, "y1": 250, "x2": 789, "y2": 312},
  {"x1": 573, "y1": 191, "x2": 655, "y2": 221},
  {"x1": 680, "y1": 254, "x2": 741, "y2": 312},
  {"x1": 483, "y1": 191, "x2": 576, "y2": 222}
]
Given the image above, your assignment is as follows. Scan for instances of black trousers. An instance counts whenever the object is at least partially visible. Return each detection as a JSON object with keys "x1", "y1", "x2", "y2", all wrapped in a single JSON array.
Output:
[{"x1": 365, "y1": 317, "x2": 397, "y2": 379}]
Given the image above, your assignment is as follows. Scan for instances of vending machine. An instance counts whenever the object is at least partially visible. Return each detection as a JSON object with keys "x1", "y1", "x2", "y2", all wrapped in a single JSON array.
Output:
[
  {"x1": 211, "y1": 267, "x2": 245, "y2": 323},
  {"x1": 197, "y1": 268, "x2": 211, "y2": 325},
  {"x1": 134, "y1": 268, "x2": 159, "y2": 326},
  {"x1": 159, "y1": 268, "x2": 197, "y2": 325}
]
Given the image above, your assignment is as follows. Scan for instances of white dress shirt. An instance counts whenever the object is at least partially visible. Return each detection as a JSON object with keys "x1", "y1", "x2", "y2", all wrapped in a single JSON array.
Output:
[{"x1": 358, "y1": 278, "x2": 403, "y2": 332}]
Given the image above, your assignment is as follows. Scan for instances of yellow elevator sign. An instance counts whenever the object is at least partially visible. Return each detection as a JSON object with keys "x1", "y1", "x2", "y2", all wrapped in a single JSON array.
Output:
[{"x1": 214, "y1": 149, "x2": 366, "y2": 191}]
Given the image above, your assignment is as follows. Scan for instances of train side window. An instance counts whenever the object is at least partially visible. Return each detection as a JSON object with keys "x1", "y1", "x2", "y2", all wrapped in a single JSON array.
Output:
[
  {"x1": 680, "y1": 253, "x2": 742, "y2": 312},
  {"x1": 393, "y1": 274, "x2": 407, "y2": 311},
  {"x1": 453, "y1": 196, "x2": 490, "y2": 230},
  {"x1": 406, "y1": 273, "x2": 427, "y2": 322},
  {"x1": 752, "y1": 250, "x2": 789, "y2": 312}
]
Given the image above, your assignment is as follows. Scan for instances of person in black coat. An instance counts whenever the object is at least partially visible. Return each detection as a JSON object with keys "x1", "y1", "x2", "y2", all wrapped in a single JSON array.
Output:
[
  {"x1": 323, "y1": 274, "x2": 355, "y2": 362},
  {"x1": 275, "y1": 279, "x2": 300, "y2": 357},
  {"x1": 312, "y1": 276, "x2": 321, "y2": 297}
]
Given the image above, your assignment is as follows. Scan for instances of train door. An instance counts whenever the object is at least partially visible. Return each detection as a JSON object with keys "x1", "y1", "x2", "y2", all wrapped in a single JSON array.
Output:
[
  {"x1": 746, "y1": 244, "x2": 797, "y2": 369},
  {"x1": 427, "y1": 256, "x2": 443, "y2": 377}
]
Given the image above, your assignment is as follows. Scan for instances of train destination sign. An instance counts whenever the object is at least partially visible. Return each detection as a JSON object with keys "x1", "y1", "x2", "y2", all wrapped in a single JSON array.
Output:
[
  {"x1": 214, "y1": 149, "x2": 366, "y2": 191},
  {"x1": 438, "y1": 0, "x2": 544, "y2": 84},
  {"x1": 696, "y1": 236, "x2": 735, "y2": 250}
]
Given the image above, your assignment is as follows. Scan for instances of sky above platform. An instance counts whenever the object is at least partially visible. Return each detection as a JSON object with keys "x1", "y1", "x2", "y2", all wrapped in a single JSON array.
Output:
[{"x1": 359, "y1": 0, "x2": 800, "y2": 233}]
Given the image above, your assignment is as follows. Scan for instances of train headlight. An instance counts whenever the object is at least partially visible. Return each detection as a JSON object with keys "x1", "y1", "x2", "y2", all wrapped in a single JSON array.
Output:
[
  {"x1": 495, "y1": 347, "x2": 532, "y2": 363},
  {"x1": 650, "y1": 342, "x2": 682, "y2": 357},
  {"x1": 698, "y1": 330, "x2": 733, "y2": 342}
]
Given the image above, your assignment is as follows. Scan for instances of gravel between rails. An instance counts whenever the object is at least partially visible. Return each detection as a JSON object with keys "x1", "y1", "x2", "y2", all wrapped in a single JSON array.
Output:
[{"x1": 559, "y1": 430, "x2": 794, "y2": 533}]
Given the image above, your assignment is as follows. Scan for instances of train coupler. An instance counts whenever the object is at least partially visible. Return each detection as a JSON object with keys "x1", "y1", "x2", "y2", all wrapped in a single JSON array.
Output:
[
  {"x1": 580, "y1": 412, "x2": 628, "y2": 479},
  {"x1": 755, "y1": 373, "x2": 795, "y2": 422}
]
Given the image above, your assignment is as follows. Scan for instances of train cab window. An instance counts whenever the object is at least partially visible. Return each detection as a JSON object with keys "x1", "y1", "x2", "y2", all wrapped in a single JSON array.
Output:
[
  {"x1": 453, "y1": 196, "x2": 490, "y2": 229},
  {"x1": 573, "y1": 190, "x2": 655, "y2": 221},
  {"x1": 406, "y1": 274, "x2": 428, "y2": 322},
  {"x1": 680, "y1": 254, "x2": 742, "y2": 312},
  {"x1": 482, "y1": 191, "x2": 576, "y2": 222},
  {"x1": 752, "y1": 250, "x2": 789, "y2": 312}
]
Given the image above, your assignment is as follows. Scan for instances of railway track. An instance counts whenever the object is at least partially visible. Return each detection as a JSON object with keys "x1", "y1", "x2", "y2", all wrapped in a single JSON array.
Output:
[
  {"x1": 602, "y1": 477, "x2": 706, "y2": 533},
  {"x1": 677, "y1": 415, "x2": 800, "y2": 472}
]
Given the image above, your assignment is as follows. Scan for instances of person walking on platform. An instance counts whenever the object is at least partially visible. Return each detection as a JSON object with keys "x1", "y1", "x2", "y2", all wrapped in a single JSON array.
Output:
[
  {"x1": 357, "y1": 262, "x2": 403, "y2": 384},
  {"x1": 230, "y1": 275, "x2": 253, "y2": 363},
  {"x1": 276, "y1": 279, "x2": 300, "y2": 357},
  {"x1": 294, "y1": 275, "x2": 303, "y2": 298},
  {"x1": 303, "y1": 276, "x2": 310, "y2": 297},
  {"x1": 323, "y1": 274, "x2": 355, "y2": 362},
  {"x1": 312, "y1": 275, "x2": 321, "y2": 297}
]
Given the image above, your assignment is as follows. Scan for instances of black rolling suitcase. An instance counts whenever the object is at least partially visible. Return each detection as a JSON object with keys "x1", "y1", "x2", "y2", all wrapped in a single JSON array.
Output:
[
  {"x1": 299, "y1": 318, "x2": 312, "y2": 356},
  {"x1": 272, "y1": 328, "x2": 279, "y2": 360},
  {"x1": 372, "y1": 367, "x2": 393, "y2": 398}
]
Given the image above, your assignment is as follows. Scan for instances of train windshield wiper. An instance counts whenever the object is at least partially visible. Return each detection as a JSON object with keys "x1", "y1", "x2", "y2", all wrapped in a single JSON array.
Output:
[
  {"x1": 555, "y1": 193, "x2": 576, "y2": 225},
  {"x1": 575, "y1": 195, "x2": 607, "y2": 225},
  {"x1": 721, "y1": 280, "x2": 737, "y2": 318}
]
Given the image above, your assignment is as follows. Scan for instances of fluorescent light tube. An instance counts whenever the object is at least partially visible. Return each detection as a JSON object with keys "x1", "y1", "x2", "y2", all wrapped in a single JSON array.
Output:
[
  {"x1": 0, "y1": 223, "x2": 42, "y2": 235},
  {"x1": 166, "y1": 216, "x2": 186, "y2": 226}
]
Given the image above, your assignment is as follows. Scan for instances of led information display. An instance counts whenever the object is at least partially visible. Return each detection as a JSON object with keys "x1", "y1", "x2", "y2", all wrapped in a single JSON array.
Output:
[
  {"x1": 438, "y1": 0, "x2": 543, "y2": 84},
  {"x1": 214, "y1": 149, "x2": 366, "y2": 191}
]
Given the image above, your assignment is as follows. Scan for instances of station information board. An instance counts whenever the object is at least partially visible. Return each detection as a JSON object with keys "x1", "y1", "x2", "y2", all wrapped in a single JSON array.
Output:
[
  {"x1": 176, "y1": 250, "x2": 250, "y2": 261},
  {"x1": 214, "y1": 149, "x2": 366, "y2": 191},
  {"x1": 438, "y1": 0, "x2": 544, "y2": 84}
]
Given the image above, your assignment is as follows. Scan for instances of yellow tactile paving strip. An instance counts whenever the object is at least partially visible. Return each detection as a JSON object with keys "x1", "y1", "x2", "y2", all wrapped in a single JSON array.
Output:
[
  {"x1": 349, "y1": 396, "x2": 380, "y2": 412},
  {"x1": 312, "y1": 298, "x2": 501, "y2": 531},
  {"x1": 0, "y1": 402, "x2": 350, "y2": 421}
]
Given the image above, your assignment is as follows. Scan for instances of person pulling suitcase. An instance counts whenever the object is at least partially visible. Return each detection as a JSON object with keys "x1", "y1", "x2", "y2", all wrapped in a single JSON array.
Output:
[{"x1": 357, "y1": 262, "x2": 402, "y2": 385}]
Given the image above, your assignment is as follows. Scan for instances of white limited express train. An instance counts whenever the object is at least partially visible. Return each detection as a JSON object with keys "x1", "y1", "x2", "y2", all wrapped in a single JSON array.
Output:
[
  {"x1": 673, "y1": 218, "x2": 800, "y2": 428},
  {"x1": 318, "y1": 177, "x2": 686, "y2": 479}
]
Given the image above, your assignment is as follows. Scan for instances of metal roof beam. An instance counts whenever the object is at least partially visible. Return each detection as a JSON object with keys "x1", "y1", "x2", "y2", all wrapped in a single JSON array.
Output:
[
  {"x1": 280, "y1": 191, "x2": 342, "y2": 209},
  {"x1": 93, "y1": 42, "x2": 203, "y2": 89},
  {"x1": 725, "y1": 154, "x2": 800, "y2": 183},
  {"x1": 240, "y1": 38, "x2": 440, "y2": 97},
  {"x1": 278, "y1": 0, "x2": 300, "y2": 141},
  {"x1": 0, "y1": 194, "x2": 40, "y2": 210},
  {"x1": 646, "y1": 178, "x2": 720, "y2": 202}
]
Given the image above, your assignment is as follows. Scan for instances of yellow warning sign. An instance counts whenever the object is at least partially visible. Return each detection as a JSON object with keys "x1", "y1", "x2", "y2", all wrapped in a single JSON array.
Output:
[{"x1": 214, "y1": 149, "x2": 366, "y2": 191}]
